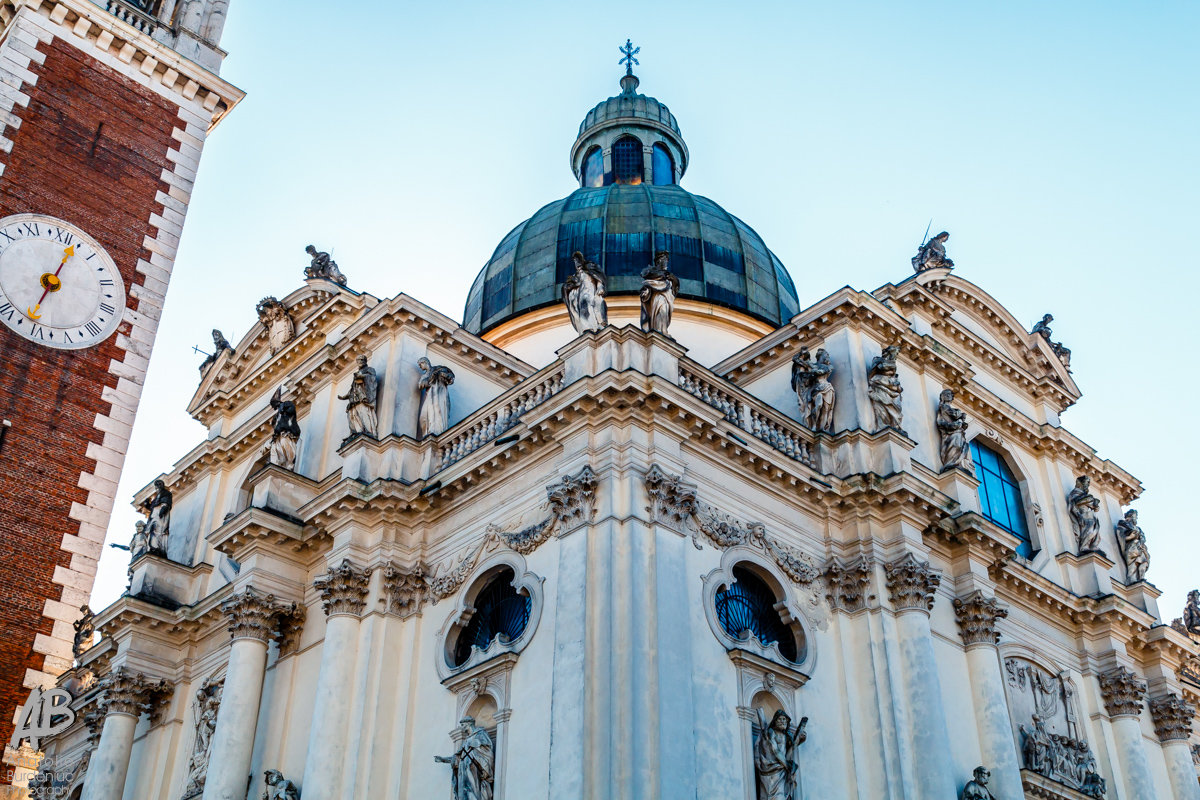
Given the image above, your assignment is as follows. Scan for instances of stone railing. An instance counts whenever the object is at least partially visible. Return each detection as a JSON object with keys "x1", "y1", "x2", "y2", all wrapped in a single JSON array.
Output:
[
  {"x1": 105, "y1": 0, "x2": 159, "y2": 35},
  {"x1": 437, "y1": 369, "x2": 565, "y2": 470},
  {"x1": 679, "y1": 365, "x2": 818, "y2": 470}
]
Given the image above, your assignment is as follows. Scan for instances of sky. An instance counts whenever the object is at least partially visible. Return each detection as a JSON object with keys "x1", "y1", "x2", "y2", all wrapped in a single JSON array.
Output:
[{"x1": 91, "y1": 1, "x2": 1199, "y2": 623}]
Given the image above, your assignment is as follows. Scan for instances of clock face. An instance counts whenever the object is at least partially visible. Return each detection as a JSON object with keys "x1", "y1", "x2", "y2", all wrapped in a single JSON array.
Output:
[{"x1": 0, "y1": 213, "x2": 126, "y2": 350}]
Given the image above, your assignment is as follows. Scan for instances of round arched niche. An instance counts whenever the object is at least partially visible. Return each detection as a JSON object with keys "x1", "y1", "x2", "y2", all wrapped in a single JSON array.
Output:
[
  {"x1": 701, "y1": 546, "x2": 816, "y2": 676},
  {"x1": 435, "y1": 551, "x2": 544, "y2": 681}
]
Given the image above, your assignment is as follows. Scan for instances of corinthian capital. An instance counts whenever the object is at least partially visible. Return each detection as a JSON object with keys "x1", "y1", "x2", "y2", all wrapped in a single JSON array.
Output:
[
  {"x1": 952, "y1": 590, "x2": 1008, "y2": 646},
  {"x1": 97, "y1": 667, "x2": 171, "y2": 720},
  {"x1": 1098, "y1": 666, "x2": 1147, "y2": 718},
  {"x1": 1149, "y1": 693, "x2": 1196, "y2": 742},
  {"x1": 221, "y1": 586, "x2": 297, "y2": 643},
  {"x1": 884, "y1": 553, "x2": 941, "y2": 613},
  {"x1": 314, "y1": 559, "x2": 372, "y2": 617}
]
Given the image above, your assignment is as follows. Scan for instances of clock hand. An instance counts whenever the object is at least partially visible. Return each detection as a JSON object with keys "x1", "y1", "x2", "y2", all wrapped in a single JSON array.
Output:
[{"x1": 26, "y1": 245, "x2": 74, "y2": 320}]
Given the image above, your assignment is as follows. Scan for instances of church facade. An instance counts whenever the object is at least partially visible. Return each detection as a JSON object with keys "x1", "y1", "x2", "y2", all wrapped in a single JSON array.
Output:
[{"x1": 29, "y1": 51, "x2": 1200, "y2": 800}]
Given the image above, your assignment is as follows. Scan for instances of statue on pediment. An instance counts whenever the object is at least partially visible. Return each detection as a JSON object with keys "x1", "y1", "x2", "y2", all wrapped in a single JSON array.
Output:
[
  {"x1": 1183, "y1": 590, "x2": 1200, "y2": 637},
  {"x1": 305, "y1": 244, "x2": 347, "y2": 286},
  {"x1": 562, "y1": 251, "x2": 608, "y2": 334},
  {"x1": 1116, "y1": 509, "x2": 1149, "y2": 582},
  {"x1": 265, "y1": 388, "x2": 301, "y2": 470},
  {"x1": 867, "y1": 345, "x2": 905, "y2": 434},
  {"x1": 256, "y1": 297, "x2": 295, "y2": 355},
  {"x1": 1067, "y1": 476, "x2": 1104, "y2": 555},
  {"x1": 792, "y1": 346, "x2": 836, "y2": 433},
  {"x1": 339, "y1": 355, "x2": 379, "y2": 438},
  {"x1": 912, "y1": 231, "x2": 954, "y2": 272},
  {"x1": 1032, "y1": 313, "x2": 1072, "y2": 368},
  {"x1": 639, "y1": 250, "x2": 679, "y2": 336},
  {"x1": 418, "y1": 358, "x2": 455, "y2": 439},
  {"x1": 199, "y1": 329, "x2": 234, "y2": 372}
]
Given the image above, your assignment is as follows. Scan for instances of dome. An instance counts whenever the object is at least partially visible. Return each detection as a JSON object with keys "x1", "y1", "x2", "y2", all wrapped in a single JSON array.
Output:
[
  {"x1": 576, "y1": 74, "x2": 683, "y2": 143},
  {"x1": 463, "y1": 183, "x2": 800, "y2": 334}
]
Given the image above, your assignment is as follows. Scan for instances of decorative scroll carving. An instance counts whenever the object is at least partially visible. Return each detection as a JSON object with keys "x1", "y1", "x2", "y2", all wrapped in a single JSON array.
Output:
[
  {"x1": 383, "y1": 563, "x2": 429, "y2": 618},
  {"x1": 221, "y1": 587, "x2": 301, "y2": 643},
  {"x1": 544, "y1": 465, "x2": 598, "y2": 532},
  {"x1": 182, "y1": 677, "x2": 223, "y2": 798},
  {"x1": 761, "y1": 536, "x2": 821, "y2": 585},
  {"x1": 97, "y1": 667, "x2": 171, "y2": 721},
  {"x1": 256, "y1": 296, "x2": 294, "y2": 355},
  {"x1": 952, "y1": 590, "x2": 1007, "y2": 646},
  {"x1": 823, "y1": 557, "x2": 874, "y2": 613},
  {"x1": 1149, "y1": 693, "x2": 1195, "y2": 742},
  {"x1": 428, "y1": 540, "x2": 489, "y2": 602},
  {"x1": 883, "y1": 553, "x2": 940, "y2": 612},
  {"x1": 313, "y1": 559, "x2": 372, "y2": 618},
  {"x1": 1099, "y1": 666, "x2": 1146, "y2": 718}
]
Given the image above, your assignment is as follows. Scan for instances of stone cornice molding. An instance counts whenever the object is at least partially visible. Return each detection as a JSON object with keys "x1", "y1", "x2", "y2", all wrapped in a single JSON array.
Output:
[
  {"x1": 884, "y1": 553, "x2": 941, "y2": 613},
  {"x1": 220, "y1": 586, "x2": 302, "y2": 643},
  {"x1": 1148, "y1": 693, "x2": 1195, "y2": 742},
  {"x1": 953, "y1": 590, "x2": 1008, "y2": 646},
  {"x1": 1098, "y1": 666, "x2": 1147, "y2": 718},
  {"x1": 313, "y1": 559, "x2": 372, "y2": 618},
  {"x1": 96, "y1": 667, "x2": 170, "y2": 721},
  {"x1": 823, "y1": 556, "x2": 874, "y2": 613}
]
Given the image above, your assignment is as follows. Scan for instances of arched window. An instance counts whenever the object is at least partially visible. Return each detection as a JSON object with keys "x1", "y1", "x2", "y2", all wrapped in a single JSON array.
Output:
[
  {"x1": 651, "y1": 143, "x2": 675, "y2": 185},
  {"x1": 581, "y1": 146, "x2": 604, "y2": 188},
  {"x1": 452, "y1": 568, "x2": 532, "y2": 667},
  {"x1": 969, "y1": 441, "x2": 1033, "y2": 558},
  {"x1": 611, "y1": 136, "x2": 644, "y2": 185},
  {"x1": 715, "y1": 565, "x2": 799, "y2": 662}
]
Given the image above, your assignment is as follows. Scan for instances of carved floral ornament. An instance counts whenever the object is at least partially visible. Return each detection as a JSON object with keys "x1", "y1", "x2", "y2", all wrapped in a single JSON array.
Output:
[
  {"x1": 883, "y1": 552, "x2": 941, "y2": 613},
  {"x1": 952, "y1": 590, "x2": 1008, "y2": 646},
  {"x1": 1148, "y1": 693, "x2": 1196, "y2": 743},
  {"x1": 96, "y1": 667, "x2": 172, "y2": 722},
  {"x1": 314, "y1": 559, "x2": 373, "y2": 618},
  {"x1": 1098, "y1": 665, "x2": 1146, "y2": 719},
  {"x1": 220, "y1": 586, "x2": 306, "y2": 646}
]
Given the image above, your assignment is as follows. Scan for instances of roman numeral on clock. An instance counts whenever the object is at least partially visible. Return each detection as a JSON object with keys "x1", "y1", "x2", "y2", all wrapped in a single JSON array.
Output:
[
  {"x1": 0, "y1": 303, "x2": 13, "y2": 320},
  {"x1": 17, "y1": 222, "x2": 39, "y2": 237},
  {"x1": 84, "y1": 321, "x2": 101, "y2": 337},
  {"x1": 99, "y1": 303, "x2": 116, "y2": 316},
  {"x1": 51, "y1": 228, "x2": 73, "y2": 245}
]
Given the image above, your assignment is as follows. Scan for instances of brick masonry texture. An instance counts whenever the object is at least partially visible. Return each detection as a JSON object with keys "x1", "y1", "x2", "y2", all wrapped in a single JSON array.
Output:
[{"x1": 0, "y1": 35, "x2": 179, "y2": 752}]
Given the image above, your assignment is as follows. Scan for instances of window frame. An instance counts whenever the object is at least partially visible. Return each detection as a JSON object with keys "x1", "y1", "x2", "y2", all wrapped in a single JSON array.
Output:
[{"x1": 968, "y1": 439, "x2": 1037, "y2": 558}]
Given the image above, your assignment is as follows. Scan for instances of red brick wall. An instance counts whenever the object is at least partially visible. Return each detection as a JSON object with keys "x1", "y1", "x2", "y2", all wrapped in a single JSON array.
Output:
[{"x1": 0, "y1": 35, "x2": 179, "y2": 756}]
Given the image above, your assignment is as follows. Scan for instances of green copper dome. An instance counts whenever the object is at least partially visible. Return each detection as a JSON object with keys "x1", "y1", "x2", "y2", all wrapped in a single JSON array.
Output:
[{"x1": 463, "y1": 184, "x2": 799, "y2": 334}]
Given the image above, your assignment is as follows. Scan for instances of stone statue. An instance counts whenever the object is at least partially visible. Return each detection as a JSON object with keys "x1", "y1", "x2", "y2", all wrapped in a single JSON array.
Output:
[
  {"x1": 264, "y1": 387, "x2": 301, "y2": 470},
  {"x1": 1184, "y1": 590, "x2": 1200, "y2": 637},
  {"x1": 261, "y1": 769, "x2": 300, "y2": 800},
  {"x1": 936, "y1": 389, "x2": 972, "y2": 471},
  {"x1": 1115, "y1": 510, "x2": 1149, "y2": 582},
  {"x1": 1066, "y1": 476, "x2": 1103, "y2": 555},
  {"x1": 867, "y1": 345, "x2": 905, "y2": 433},
  {"x1": 184, "y1": 679, "x2": 223, "y2": 797},
  {"x1": 912, "y1": 231, "x2": 954, "y2": 272},
  {"x1": 754, "y1": 707, "x2": 807, "y2": 800},
  {"x1": 129, "y1": 519, "x2": 149, "y2": 561},
  {"x1": 338, "y1": 355, "x2": 379, "y2": 438},
  {"x1": 417, "y1": 357, "x2": 455, "y2": 439},
  {"x1": 140, "y1": 479, "x2": 172, "y2": 556},
  {"x1": 304, "y1": 244, "x2": 347, "y2": 285},
  {"x1": 1080, "y1": 757, "x2": 1107, "y2": 799},
  {"x1": 435, "y1": 716, "x2": 495, "y2": 800},
  {"x1": 791, "y1": 347, "x2": 836, "y2": 433},
  {"x1": 256, "y1": 297, "x2": 295, "y2": 355},
  {"x1": 1020, "y1": 714, "x2": 1053, "y2": 775},
  {"x1": 1031, "y1": 314, "x2": 1072, "y2": 368},
  {"x1": 639, "y1": 250, "x2": 679, "y2": 336},
  {"x1": 562, "y1": 251, "x2": 608, "y2": 334},
  {"x1": 960, "y1": 766, "x2": 996, "y2": 800},
  {"x1": 199, "y1": 329, "x2": 234, "y2": 372},
  {"x1": 72, "y1": 604, "x2": 94, "y2": 660}
]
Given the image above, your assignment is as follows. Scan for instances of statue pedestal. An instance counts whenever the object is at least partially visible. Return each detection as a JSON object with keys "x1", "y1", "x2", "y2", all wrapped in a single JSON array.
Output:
[
  {"x1": 1114, "y1": 579, "x2": 1162, "y2": 618},
  {"x1": 128, "y1": 553, "x2": 203, "y2": 608},
  {"x1": 1056, "y1": 550, "x2": 1115, "y2": 598},
  {"x1": 930, "y1": 464, "x2": 982, "y2": 515},
  {"x1": 247, "y1": 463, "x2": 320, "y2": 518}
]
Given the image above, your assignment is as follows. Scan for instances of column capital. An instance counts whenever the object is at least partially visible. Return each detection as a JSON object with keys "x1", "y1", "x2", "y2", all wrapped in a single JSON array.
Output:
[
  {"x1": 1149, "y1": 693, "x2": 1196, "y2": 742},
  {"x1": 823, "y1": 556, "x2": 874, "y2": 613},
  {"x1": 1099, "y1": 665, "x2": 1147, "y2": 718},
  {"x1": 952, "y1": 590, "x2": 1008, "y2": 647},
  {"x1": 97, "y1": 667, "x2": 171, "y2": 720},
  {"x1": 220, "y1": 586, "x2": 300, "y2": 643},
  {"x1": 314, "y1": 559, "x2": 372, "y2": 618},
  {"x1": 884, "y1": 552, "x2": 941, "y2": 613}
]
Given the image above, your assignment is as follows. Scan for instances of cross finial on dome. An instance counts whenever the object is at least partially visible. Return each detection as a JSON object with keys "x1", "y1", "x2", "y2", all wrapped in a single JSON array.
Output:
[{"x1": 619, "y1": 39, "x2": 640, "y2": 77}]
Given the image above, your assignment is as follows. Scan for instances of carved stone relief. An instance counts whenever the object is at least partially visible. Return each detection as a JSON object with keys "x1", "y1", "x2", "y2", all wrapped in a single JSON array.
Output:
[
  {"x1": 1006, "y1": 656, "x2": 1102, "y2": 794},
  {"x1": 256, "y1": 296, "x2": 294, "y2": 355}
]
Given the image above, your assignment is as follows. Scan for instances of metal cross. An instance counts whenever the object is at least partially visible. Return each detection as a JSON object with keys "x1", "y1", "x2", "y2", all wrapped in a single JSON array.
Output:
[{"x1": 618, "y1": 39, "x2": 640, "y2": 76}]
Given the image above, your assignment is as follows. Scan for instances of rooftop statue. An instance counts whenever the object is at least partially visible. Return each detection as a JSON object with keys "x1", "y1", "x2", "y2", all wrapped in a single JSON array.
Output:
[
  {"x1": 1031, "y1": 313, "x2": 1072, "y2": 368},
  {"x1": 140, "y1": 479, "x2": 172, "y2": 557},
  {"x1": 562, "y1": 251, "x2": 608, "y2": 334},
  {"x1": 72, "y1": 604, "x2": 94, "y2": 661},
  {"x1": 1184, "y1": 590, "x2": 1200, "y2": 637},
  {"x1": 304, "y1": 244, "x2": 347, "y2": 285},
  {"x1": 265, "y1": 388, "x2": 301, "y2": 470},
  {"x1": 256, "y1": 297, "x2": 295, "y2": 355},
  {"x1": 1067, "y1": 475, "x2": 1104, "y2": 556},
  {"x1": 261, "y1": 769, "x2": 301, "y2": 800},
  {"x1": 754, "y1": 707, "x2": 807, "y2": 800},
  {"x1": 912, "y1": 231, "x2": 954, "y2": 272},
  {"x1": 791, "y1": 346, "x2": 836, "y2": 433},
  {"x1": 199, "y1": 329, "x2": 234, "y2": 372},
  {"x1": 640, "y1": 250, "x2": 679, "y2": 337},
  {"x1": 936, "y1": 388, "x2": 972, "y2": 471},
  {"x1": 1116, "y1": 509, "x2": 1149, "y2": 583},
  {"x1": 960, "y1": 766, "x2": 996, "y2": 800},
  {"x1": 867, "y1": 345, "x2": 905, "y2": 434},
  {"x1": 417, "y1": 357, "x2": 455, "y2": 439},
  {"x1": 339, "y1": 355, "x2": 379, "y2": 439},
  {"x1": 435, "y1": 716, "x2": 495, "y2": 800}
]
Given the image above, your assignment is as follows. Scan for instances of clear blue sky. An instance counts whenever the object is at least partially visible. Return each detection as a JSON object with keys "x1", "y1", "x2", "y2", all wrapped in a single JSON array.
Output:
[{"x1": 92, "y1": 1, "x2": 1199, "y2": 623}]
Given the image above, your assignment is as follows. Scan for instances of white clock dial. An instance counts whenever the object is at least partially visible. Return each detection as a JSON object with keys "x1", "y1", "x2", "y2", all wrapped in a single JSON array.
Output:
[{"x1": 0, "y1": 213, "x2": 126, "y2": 350}]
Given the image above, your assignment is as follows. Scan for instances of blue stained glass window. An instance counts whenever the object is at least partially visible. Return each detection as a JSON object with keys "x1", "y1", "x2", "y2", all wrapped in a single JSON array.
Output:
[
  {"x1": 612, "y1": 136, "x2": 644, "y2": 185},
  {"x1": 452, "y1": 568, "x2": 532, "y2": 667},
  {"x1": 582, "y1": 146, "x2": 604, "y2": 188},
  {"x1": 715, "y1": 566, "x2": 798, "y2": 662},
  {"x1": 652, "y1": 143, "x2": 675, "y2": 185},
  {"x1": 969, "y1": 441, "x2": 1033, "y2": 557}
]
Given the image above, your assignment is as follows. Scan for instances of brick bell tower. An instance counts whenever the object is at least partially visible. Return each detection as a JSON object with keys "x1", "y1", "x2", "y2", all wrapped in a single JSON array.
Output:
[{"x1": 0, "y1": 0, "x2": 241, "y2": 769}]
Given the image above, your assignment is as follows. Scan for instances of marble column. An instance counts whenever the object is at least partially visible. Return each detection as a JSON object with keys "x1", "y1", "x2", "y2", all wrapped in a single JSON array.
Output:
[
  {"x1": 1149, "y1": 693, "x2": 1200, "y2": 800},
  {"x1": 884, "y1": 553, "x2": 956, "y2": 800},
  {"x1": 1099, "y1": 666, "x2": 1154, "y2": 800},
  {"x1": 952, "y1": 591, "x2": 1023, "y2": 800},
  {"x1": 81, "y1": 668, "x2": 169, "y2": 800},
  {"x1": 301, "y1": 559, "x2": 372, "y2": 798},
  {"x1": 202, "y1": 588, "x2": 298, "y2": 800}
]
